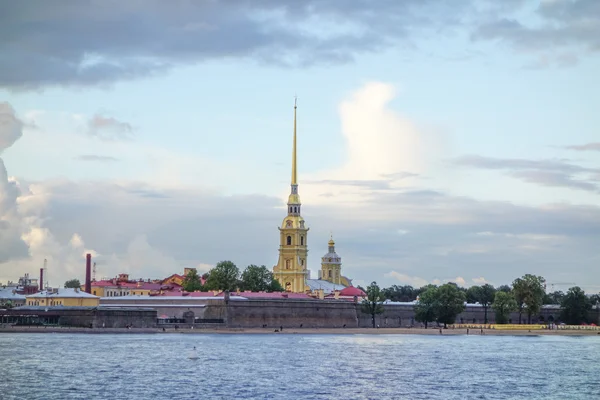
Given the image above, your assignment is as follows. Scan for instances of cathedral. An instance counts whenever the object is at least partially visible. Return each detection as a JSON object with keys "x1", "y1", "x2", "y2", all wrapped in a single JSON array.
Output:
[{"x1": 272, "y1": 100, "x2": 353, "y2": 293}]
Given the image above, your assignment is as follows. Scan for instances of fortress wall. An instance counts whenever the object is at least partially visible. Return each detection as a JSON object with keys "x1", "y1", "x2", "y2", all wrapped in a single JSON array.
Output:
[
  {"x1": 224, "y1": 299, "x2": 358, "y2": 328},
  {"x1": 357, "y1": 305, "x2": 590, "y2": 327},
  {"x1": 94, "y1": 309, "x2": 157, "y2": 328}
]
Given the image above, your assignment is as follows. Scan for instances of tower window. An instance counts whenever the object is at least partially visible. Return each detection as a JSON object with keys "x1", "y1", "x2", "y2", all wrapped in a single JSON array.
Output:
[
  {"x1": 328, "y1": 270, "x2": 332, "y2": 278},
  {"x1": 286, "y1": 260, "x2": 290, "y2": 269},
  {"x1": 287, "y1": 236, "x2": 292, "y2": 245},
  {"x1": 294, "y1": 206, "x2": 297, "y2": 213},
  {"x1": 300, "y1": 236, "x2": 304, "y2": 245}
]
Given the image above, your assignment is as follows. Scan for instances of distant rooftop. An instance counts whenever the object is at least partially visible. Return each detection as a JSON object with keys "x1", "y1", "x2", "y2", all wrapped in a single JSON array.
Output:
[
  {"x1": 27, "y1": 288, "x2": 99, "y2": 299},
  {"x1": 0, "y1": 288, "x2": 26, "y2": 300},
  {"x1": 306, "y1": 279, "x2": 346, "y2": 294}
]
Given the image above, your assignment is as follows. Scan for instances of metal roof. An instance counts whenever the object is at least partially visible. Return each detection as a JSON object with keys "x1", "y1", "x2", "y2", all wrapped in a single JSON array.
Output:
[
  {"x1": 306, "y1": 279, "x2": 346, "y2": 294},
  {"x1": 27, "y1": 288, "x2": 100, "y2": 299}
]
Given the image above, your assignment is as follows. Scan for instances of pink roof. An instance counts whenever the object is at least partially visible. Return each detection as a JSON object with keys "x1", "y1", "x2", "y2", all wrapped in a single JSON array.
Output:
[
  {"x1": 187, "y1": 291, "x2": 218, "y2": 297},
  {"x1": 137, "y1": 283, "x2": 162, "y2": 290},
  {"x1": 91, "y1": 280, "x2": 117, "y2": 287},
  {"x1": 339, "y1": 286, "x2": 366, "y2": 297},
  {"x1": 222, "y1": 291, "x2": 313, "y2": 299}
]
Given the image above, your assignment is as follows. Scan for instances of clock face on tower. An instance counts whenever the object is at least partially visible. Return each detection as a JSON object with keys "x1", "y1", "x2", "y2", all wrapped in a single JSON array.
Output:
[{"x1": 286, "y1": 220, "x2": 293, "y2": 227}]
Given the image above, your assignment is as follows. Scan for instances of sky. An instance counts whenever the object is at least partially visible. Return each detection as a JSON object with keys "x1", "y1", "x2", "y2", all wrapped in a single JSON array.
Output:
[{"x1": 0, "y1": 0, "x2": 599, "y2": 293}]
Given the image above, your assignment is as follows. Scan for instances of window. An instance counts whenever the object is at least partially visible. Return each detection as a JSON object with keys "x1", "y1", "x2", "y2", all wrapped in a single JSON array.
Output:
[
  {"x1": 286, "y1": 260, "x2": 290, "y2": 269},
  {"x1": 328, "y1": 270, "x2": 332, "y2": 278},
  {"x1": 300, "y1": 236, "x2": 304, "y2": 245},
  {"x1": 287, "y1": 236, "x2": 292, "y2": 245}
]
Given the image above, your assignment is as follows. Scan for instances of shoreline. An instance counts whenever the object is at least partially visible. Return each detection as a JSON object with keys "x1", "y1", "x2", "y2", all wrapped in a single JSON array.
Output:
[{"x1": 1, "y1": 326, "x2": 599, "y2": 336}]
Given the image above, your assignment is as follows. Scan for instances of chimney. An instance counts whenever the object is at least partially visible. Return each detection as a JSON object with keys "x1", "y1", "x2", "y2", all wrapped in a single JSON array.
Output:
[
  {"x1": 85, "y1": 253, "x2": 92, "y2": 294},
  {"x1": 39, "y1": 268, "x2": 44, "y2": 291}
]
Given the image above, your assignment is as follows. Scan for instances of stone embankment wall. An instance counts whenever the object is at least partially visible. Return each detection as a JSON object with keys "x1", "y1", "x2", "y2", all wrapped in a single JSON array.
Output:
[
  {"x1": 357, "y1": 305, "x2": 600, "y2": 328},
  {"x1": 224, "y1": 299, "x2": 358, "y2": 328},
  {"x1": 0, "y1": 307, "x2": 157, "y2": 328}
]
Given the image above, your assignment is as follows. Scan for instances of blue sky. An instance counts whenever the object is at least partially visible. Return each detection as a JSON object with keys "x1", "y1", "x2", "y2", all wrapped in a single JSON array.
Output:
[{"x1": 1, "y1": 0, "x2": 599, "y2": 292}]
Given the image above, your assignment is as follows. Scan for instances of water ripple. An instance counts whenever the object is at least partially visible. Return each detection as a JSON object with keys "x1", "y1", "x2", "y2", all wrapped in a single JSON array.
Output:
[{"x1": 0, "y1": 333, "x2": 599, "y2": 399}]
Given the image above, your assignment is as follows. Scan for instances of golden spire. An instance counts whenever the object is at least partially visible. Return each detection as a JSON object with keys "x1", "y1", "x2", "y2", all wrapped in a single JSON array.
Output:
[{"x1": 291, "y1": 96, "x2": 297, "y2": 185}]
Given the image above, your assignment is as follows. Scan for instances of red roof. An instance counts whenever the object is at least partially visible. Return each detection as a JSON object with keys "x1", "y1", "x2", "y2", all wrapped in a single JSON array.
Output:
[
  {"x1": 339, "y1": 286, "x2": 366, "y2": 297},
  {"x1": 221, "y1": 291, "x2": 313, "y2": 299},
  {"x1": 91, "y1": 280, "x2": 117, "y2": 287}
]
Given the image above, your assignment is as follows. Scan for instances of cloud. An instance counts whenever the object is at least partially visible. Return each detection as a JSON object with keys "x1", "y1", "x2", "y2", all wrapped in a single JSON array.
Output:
[
  {"x1": 76, "y1": 155, "x2": 120, "y2": 162},
  {"x1": 564, "y1": 142, "x2": 600, "y2": 152},
  {"x1": 2, "y1": 172, "x2": 600, "y2": 291},
  {"x1": 300, "y1": 82, "x2": 427, "y2": 206},
  {"x1": 385, "y1": 272, "x2": 429, "y2": 288},
  {"x1": 0, "y1": 0, "x2": 471, "y2": 89},
  {"x1": 9, "y1": 1, "x2": 597, "y2": 89},
  {"x1": 471, "y1": 0, "x2": 600, "y2": 66},
  {"x1": 454, "y1": 155, "x2": 600, "y2": 193},
  {"x1": 386, "y1": 272, "x2": 478, "y2": 288},
  {"x1": 0, "y1": 103, "x2": 29, "y2": 264},
  {"x1": 0, "y1": 103, "x2": 23, "y2": 152},
  {"x1": 88, "y1": 114, "x2": 133, "y2": 141}
]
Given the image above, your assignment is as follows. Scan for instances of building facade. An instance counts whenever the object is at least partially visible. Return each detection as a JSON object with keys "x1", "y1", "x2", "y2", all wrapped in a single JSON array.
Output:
[
  {"x1": 26, "y1": 288, "x2": 100, "y2": 307},
  {"x1": 273, "y1": 100, "x2": 310, "y2": 293},
  {"x1": 320, "y1": 236, "x2": 342, "y2": 285}
]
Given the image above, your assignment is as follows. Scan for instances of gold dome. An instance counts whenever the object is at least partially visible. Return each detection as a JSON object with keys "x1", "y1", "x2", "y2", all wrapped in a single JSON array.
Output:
[
  {"x1": 287, "y1": 193, "x2": 301, "y2": 204},
  {"x1": 281, "y1": 215, "x2": 306, "y2": 229}
]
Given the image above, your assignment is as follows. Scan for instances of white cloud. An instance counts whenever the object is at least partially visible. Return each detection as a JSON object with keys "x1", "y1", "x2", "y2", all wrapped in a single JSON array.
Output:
[
  {"x1": 0, "y1": 103, "x2": 23, "y2": 152},
  {"x1": 299, "y1": 82, "x2": 429, "y2": 206},
  {"x1": 386, "y1": 272, "x2": 479, "y2": 288},
  {"x1": 471, "y1": 277, "x2": 489, "y2": 285},
  {"x1": 385, "y1": 271, "x2": 429, "y2": 287}
]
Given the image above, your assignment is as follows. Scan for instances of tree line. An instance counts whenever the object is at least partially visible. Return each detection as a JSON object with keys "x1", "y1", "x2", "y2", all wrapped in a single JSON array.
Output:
[
  {"x1": 182, "y1": 261, "x2": 284, "y2": 293},
  {"x1": 361, "y1": 274, "x2": 598, "y2": 327}
]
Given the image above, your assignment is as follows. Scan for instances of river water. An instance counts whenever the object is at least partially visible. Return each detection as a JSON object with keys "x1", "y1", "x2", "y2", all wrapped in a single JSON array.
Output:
[{"x1": 0, "y1": 333, "x2": 598, "y2": 399}]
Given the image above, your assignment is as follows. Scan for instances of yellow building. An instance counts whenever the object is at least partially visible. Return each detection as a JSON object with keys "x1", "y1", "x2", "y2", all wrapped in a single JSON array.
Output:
[
  {"x1": 320, "y1": 236, "x2": 342, "y2": 285},
  {"x1": 273, "y1": 100, "x2": 310, "y2": 293},
  {"x1": 26, "y1": 288, "x2": 100, "y2": 307}
]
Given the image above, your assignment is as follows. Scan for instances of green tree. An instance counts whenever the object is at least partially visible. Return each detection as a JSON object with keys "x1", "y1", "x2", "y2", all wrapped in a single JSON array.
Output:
[
  {"x1": 64, "y1": 279, "x2": 81, "y2": 289},
  {"x1": 560, "y1": 286, "x2": 592, "y2": 325},
  {"x1": 360, "y1": 281, "x2": 385, "y2": 328},
  {"x1": 496, "y1": 285, "x2": 512, "y2": 293},
  {"x1": 513, "y1": 275, "x2": 546, "y2": 324},
  {"x1": 382, "y1": 285, "x2": 417, "y2": 302},
  {"x1": 204, "y1": 261, "x2": 240, "y2": 292},
  {"x1": 492, "y1": 291, "x2": 517, "y2": 324},
  {"x1": 512, "y1": 278, "x2": 527, "y2": 324},
  {"x1": 414, "y1": 286, "x2": 438, "y2": 329},
  {"x1": 0, "y1": 300, "x2": 13, "y2": 309},
  {"x1": 543, "y1": 290, "x2": 565, "y2": 305},
  {"x1": 435, "y1": 283, "x2": 466, "y2": 328},
  {"x1": 478, "y1": 284, "x2": 497, "y2": 324},
  {"x1": 466, "y1": 286, "x2": 482, "y2": 304},
  {"x1": 240, "y1": 265, "x2": 283, "y2": 292},
  {"x1": 182, "y1": 269, "x2": 203, "y2": 292}
]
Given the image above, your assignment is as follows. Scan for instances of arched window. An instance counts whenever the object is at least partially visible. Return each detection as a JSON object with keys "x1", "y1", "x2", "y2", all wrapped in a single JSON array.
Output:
[
  {"x1": 328, "y1": 270, "x2": 332, "y2": 278},
  {"x1": 286, "y1": 260, "x2": 290, "y2": 269},
  {"x1": 300, "y1": 236, "x2": 304, "y2": 245},
  {"x1": 287, "y1": 236, "x2": 292, "y2": 245}
]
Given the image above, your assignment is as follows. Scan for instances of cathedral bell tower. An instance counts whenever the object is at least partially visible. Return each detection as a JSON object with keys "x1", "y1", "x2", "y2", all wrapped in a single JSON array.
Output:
[
  {"x1": 320, "y1": 235, "x2": 342, "y2": 285},
  {"x1": 273, "y1": 98, "x2": 309, "y2": 293}
]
